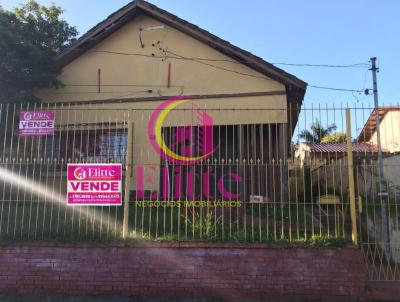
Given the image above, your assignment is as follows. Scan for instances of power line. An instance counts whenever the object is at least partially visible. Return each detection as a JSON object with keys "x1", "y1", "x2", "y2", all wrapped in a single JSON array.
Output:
[
  {"x1": 59, "y1": 83, "x2": 366, "y2": 95},
  {"x1": 90, "y1": 49, "x2": 271, "y2": 80},
  {"x1": 271, "y1": 62, "x2": 369, "y2": 68},
  {"x1": 92, "y1": 50, "x2": 159, "y2": 59},
  {"x1": 95, "y1": 49, "x2": 369, "y2": 69},
  {"x1": 63, "y1": 84, "x2": 184, "y2": 88},
  {"x1": 45, "y1": 90, "x2": 153, "y2": 95},
  {"x1": 80, "y1": 49, "x2": 369, "y2": 93},
  {"x1": 164, "y1": 51, "x2": 239, "y2": 64},
  {"x1": 167, "y1": 52, "x2": 369, "y2": 68},
  {"x1": 165, "y1": 50, "x2": 272, "y2": 80},
  {"x1": 307, "y1": 85, "x2": 364, "y2": 93},
  {"x1": 167, "y1": 50, "x2": 369, "y2": 93}
]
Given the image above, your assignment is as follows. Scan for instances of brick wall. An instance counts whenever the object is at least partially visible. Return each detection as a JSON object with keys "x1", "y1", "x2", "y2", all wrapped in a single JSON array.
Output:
[{"x1": 0, "y1": 242, "x2": 365, "y2": 300}]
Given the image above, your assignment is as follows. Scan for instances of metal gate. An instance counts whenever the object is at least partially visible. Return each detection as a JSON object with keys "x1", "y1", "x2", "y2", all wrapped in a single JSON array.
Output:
[
  {"x1": 357, "y1": 162, "x2": 400, "y2": 281},
  {"x1": 0, "y1": 101, "x2": 399, "y2": 283},
  {"x1": 352, "y1": 105, "x2": 400, "y2": 281}
]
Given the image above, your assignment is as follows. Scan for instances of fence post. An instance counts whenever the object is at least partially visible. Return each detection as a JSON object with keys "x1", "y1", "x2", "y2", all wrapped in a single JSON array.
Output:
[
  {"x1": 123, "y1": 110, "x2": 134, "y2": 239},
  {"x1": 346, "y1": 108, "x2": 358, "y2": 245}
]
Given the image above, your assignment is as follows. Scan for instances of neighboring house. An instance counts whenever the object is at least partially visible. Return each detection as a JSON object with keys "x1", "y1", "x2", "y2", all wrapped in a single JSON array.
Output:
[
  {"x1": 293, "y1": 142, "x2": 379, "y2": 166},
  {"x1": 291, "y1": 142, "x2": 381, "y2": 203},
  {"x1": 35, "y1": 0, "x2": 307, "y2": 202},
  {"x1": 357, "y1": 106, "x2": 400, "y2": 196},
  {"x1": 358, "y1": 106, "x2": 400, "y2": 153},
  {"x1": 291, "y1": 104, "x2": 400, "y2": 200}
]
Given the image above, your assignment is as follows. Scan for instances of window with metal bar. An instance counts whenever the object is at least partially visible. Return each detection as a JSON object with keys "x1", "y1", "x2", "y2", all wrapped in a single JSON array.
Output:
[
  {"x1": 159, "y1": 124, "x2": 280, "y2": 202},
  {"x1": 42, "y1": 125, "x2": 128, "y2": 164}
]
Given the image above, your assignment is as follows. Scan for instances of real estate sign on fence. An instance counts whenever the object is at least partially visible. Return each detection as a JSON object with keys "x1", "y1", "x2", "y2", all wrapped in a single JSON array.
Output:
[
  {"x1": 19, "y1": 111, "x2": 55, "y2": 136},
  {"x1": 67, "y1": 164, "x2": 122, "y2": 206}
]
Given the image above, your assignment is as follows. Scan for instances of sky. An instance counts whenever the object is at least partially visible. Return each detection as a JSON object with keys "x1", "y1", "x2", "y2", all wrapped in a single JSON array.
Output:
[{"x1": 1, "y1": 0, "x2": 399, "y2": 110}]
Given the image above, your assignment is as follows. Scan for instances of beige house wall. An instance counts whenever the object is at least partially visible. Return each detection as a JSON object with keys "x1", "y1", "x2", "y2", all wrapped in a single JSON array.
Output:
[
  {"x1": 37, "y1": 14, "x2": 285, "y2": 103},
  {"x1": 51, "y1": 95, "x2": 286, "y2": 192},
  {"x1": 37, "y1": 13, "x2": 289, "y2": 194},
  {"x1": 370, "y1": 111, "x2": 400, "y2": 153},
  {"x1": 52, "y1": 95, "x2": 287, "y2": 164}
]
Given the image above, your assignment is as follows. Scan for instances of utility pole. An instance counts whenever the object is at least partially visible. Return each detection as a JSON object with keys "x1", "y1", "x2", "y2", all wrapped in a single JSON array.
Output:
[{"x1": 370, "y1": 57, "x2": 390, "y2": 255}]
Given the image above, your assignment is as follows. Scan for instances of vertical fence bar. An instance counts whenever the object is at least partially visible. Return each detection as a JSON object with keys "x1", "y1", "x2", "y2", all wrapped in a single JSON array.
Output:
[
  {"x1": 123, "y1": 110, "x2": 134, "y2": 238},
  {"x1": 346, "y1": 108, "x2": 358, "y2": 245},
  {"x1": 0, "y1": 105, "x2": 378, "y2": 245}
]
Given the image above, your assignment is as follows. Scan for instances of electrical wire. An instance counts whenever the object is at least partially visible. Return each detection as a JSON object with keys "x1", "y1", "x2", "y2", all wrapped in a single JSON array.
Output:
[
  {"x1": 351, "y1": 69, "x2": 372, "y2": 102},
  {"x1": 92, "y1": 49, "x2": 370, "y2": 69},
  {"x1": 165, "y1": 49, "x2": 272, "y2": 80},
  {"x1": 87, "y1": 49, "x2": 272, "y2": 80},
  {"x1": 307, "y1": 85, "x2": 364, "y2": 93},
  {"x1": 167, "y1": 50, "x2": 370, "y2": 93},
  {"x1": 271, "y1": 62, "x2": 369, "y2": 68},
  {"x1": 59, "y1": 83, "x2": 366, "y2": 94},
  {"x1": 167, "y1": 51, "x2": 369, "y2": 68},
  {"x1": 45, "y1": 90, "x2": 153, "y2": 95},
  {"x1": 92, "y1": 50, "x2": 160, "y2": 58},
  {"x1": 63, "y1": 84, "x2": 184, "y2": 88},
  {"x1": 76, "y1": 49, "x2": 371, "y2": 94}
]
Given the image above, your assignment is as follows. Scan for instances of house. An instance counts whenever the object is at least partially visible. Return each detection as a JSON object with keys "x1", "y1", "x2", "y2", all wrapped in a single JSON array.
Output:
[
  {"x1": 35, "y1": 0, "x2": 307, "y2": 203},
  {"x1": 293, "y1": 142, "x2": 380, "y2": 166},
  {"x1": 357, "y1": 106, "x2": 400, "y2": 196},
  {"x1": 290, "y1": 142, "x2": 381, "y2": 203},
  {"x1": 358, "y1": 106, "x2": 400, "y2": 153},
  {"x1": 290, "y1": 106, "x2": 400, "y2": 200}
]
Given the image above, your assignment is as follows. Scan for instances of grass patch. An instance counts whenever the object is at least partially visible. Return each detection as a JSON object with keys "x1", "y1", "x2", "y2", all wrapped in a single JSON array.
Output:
[{"x1": 0, "y1": 201, "x2": 351, "y2": 247}]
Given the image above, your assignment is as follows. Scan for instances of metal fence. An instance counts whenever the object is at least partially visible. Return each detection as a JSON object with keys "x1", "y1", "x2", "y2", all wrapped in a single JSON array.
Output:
[{"x1": 1, "y1": 101, "x2": 400, "y2": 281}]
